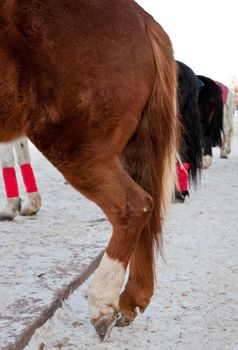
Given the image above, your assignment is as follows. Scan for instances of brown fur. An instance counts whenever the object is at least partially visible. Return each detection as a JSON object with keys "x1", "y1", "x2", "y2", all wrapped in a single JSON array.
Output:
[{"x1": 0, "y1": 0, "x2": 180, "y2": 323}]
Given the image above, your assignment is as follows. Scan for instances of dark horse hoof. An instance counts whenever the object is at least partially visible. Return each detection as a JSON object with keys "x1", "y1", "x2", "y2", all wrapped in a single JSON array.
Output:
[
  {"x1": 115, "y1": 314, "x2": 132, "y2": 327},
  {"x1": 93, "y1": 314, "x2": 120, "y2": 342},
  {"x1": 175, "y1": 190, "x2": 189, "y2": 203},
  {"x1": 220, "y1": 154, "x2": 228, "y2": 159}
]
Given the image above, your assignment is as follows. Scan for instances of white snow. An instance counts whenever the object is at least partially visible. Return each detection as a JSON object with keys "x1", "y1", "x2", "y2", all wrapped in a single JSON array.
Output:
[{"x1": 0, "y1": 144, "x2": 111, "y2": 349}]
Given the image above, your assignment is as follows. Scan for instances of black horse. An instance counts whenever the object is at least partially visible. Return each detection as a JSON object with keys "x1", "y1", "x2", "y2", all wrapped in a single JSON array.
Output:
[
  {"x1": 176, "y1": 61, "x2": 203, "y2": 201},
  {"x1": 197, "y1": 75, "x2": 224, "y2": 168}
]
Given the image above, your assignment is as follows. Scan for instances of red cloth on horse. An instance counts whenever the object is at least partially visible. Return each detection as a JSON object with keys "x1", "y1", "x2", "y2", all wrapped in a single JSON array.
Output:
[
  {"x1": 215, "y1": 81, "x2": 229, "y2": 104},
  {"x1": 2, "y1": 167, "x2": 19, "y2": 198},
  {"x1": 20, "y1": 164, "x2": 38, "y2": 193},
  {"x1": 176, "y1": 162, "x2": 190, "y2": 192}
]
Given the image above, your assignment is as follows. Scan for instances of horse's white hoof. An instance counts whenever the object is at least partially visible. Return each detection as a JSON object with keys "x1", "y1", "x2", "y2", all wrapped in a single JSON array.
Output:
[
  {"x1": 20, "y1": 192, "x2": 41, "y2": 216},
  {"x1": 0, "y1": 197, "x2": 21, "y2": 221},
  {"x1": 202, "y1": 155, "x2": 212, "y2": 169},
  {"x1": 93, "y1": 314, "x2": 119, "y2": 341}
]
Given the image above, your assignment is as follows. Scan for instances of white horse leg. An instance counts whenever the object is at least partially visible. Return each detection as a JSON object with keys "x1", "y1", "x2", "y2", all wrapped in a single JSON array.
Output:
[
  {"x1": 220, "y1": 91, "x2": 234, "y2": 157},
  {"x1": 88, "y1": 253, "x2": 125, "y2": 340},
  {"x1": 225, "y1": 91, "x2": 234, "y2": 155},
  {"x1": 0, "y1": 142, "x2": 21, "y2": 221},
  {"x1": 220, "y1": 104, "x2": 228, "y2": 158},
  {"x1": 14, "y1": 138, "x2": 41, "y2": 216}
]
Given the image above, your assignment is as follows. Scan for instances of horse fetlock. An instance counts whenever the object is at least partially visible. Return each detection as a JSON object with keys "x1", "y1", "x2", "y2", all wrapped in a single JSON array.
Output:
[
  {"x1": 225, "y1": 146, "x2": 231, "y2": 154},
  {"x1": 119, "y1": 287, "x2": 152, "y2": 323},
  {"x1": 20, "y1": 192, "x2": 41, "y2": 216},
  {"x1": 119, "y1": 291, "x2": 142, "y2": 321},
  {"x1": 118, "y1": 304, "x2": 139, "y2": 324},
  {"x1": 0, "y1": 197, "x2": 21, "y2": 221},
  {"x1": 88, "y1": 289, "x2": 119, "y2": 322}
]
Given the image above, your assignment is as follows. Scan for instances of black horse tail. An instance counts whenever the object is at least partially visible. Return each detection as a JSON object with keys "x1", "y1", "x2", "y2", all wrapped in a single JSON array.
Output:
[
  {"x1": 177, "y1": 62, "x2": 203, "y2": 184},
  {"x1": 210, "y1": 85, "x2": 224, "y2": 147}
]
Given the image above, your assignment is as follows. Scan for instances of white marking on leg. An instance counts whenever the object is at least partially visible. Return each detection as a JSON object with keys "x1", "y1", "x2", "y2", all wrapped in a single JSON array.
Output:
[
  {"x1": 203, "y1": 155, "x2": 212, "y2": 169},
  {"x1": 88, "y1": 253, "x2": 126, "y2": 322},
  {"x1": 0, "y1": 143, "x2": 15, "y2": 168},
  {"x1": 14, "y1": 137, "x2": 31, "y2": 165}
]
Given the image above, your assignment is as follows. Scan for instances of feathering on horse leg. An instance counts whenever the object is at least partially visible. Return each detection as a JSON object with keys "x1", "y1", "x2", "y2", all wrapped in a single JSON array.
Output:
[{"x1": 63, "y1": 159, "x2": 153, "y2": 340}]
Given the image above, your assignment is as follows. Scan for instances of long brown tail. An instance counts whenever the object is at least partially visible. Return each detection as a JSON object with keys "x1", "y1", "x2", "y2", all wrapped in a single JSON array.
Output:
[{"x1": 122, "y1": 19, "x2": 180, "y2": 256}]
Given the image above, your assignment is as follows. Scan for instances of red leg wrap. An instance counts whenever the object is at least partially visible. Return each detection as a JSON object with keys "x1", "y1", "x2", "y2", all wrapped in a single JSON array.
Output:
[
  {"x1": 176, "y1": 162, "x2": 190, "y2": 192},
  {"x1": 20, "y1": 164, "x2": 38, "y2": 193},
  {"x1": 2, "y1": 167, "x2": 19, "y2": 198}
]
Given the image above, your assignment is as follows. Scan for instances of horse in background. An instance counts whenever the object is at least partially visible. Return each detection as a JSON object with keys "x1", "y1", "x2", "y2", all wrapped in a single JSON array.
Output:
[
  {"x1": 176, "y1": 61, "x2": 203, "y2": 202},
  {"x1": 0, "y1": 138, "x2": 41, "y2": 221},
  {"x1": 0, "y1": 0, "x2": 180, "y2": 340},
  {"x1": 197, "y1": 75, "x2": 224, "y2": 168},
  {"x1": 215, "y1": 81, "x2": 234, "y2": 158}
]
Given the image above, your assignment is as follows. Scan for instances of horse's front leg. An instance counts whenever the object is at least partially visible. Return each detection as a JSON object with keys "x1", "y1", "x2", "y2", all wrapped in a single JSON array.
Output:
[
  {"x1": 63, "y1": 157, "x2": 153, "y2": 340},
  {"x1": 14, "y1": 138, "x2": 41, "y2": 215},
  {"x1": 0, "y1": 142, "x2": 21, "y2": 221}
]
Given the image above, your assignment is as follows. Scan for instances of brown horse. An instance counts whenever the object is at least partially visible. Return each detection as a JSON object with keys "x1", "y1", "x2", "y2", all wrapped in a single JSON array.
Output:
[{"x1": 0, "y1": 0, "x2": 180, "y2": 340}]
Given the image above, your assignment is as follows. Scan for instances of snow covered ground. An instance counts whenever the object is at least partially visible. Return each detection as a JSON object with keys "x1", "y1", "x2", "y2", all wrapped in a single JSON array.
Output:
[
  {"x1": 0, "y1": 143, "x2": 111, "y2": 349},
  {"x1": 24, "y1": 119, "x2": 238, "y2": 350},
  {"x1": 1, "y1": 119, "x2": 238, "y2": 350}
]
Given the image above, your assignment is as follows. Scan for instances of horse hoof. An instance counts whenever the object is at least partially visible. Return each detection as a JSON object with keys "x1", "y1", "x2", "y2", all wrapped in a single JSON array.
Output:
[
  {"x1": 175, "y1": 191, "x2": 185, "y2": 203},
  {"x1": 202, "y1": 155, "x2": 212, "y2": 169},
  {"x1": 0, "y1": 214, "x2": 14, "y2": 221},
  {"x1": 220, "y1": 154, "x2": 228, "y2": 159},
  {"x1": 20, "y1": 192, "x2": 41, "y2": 216},
  {"x1": 115, "y1": 314, "x2": 132, "y2": 327},
  {"x1": 93, "y1": 314, "x2": 119, "y2": 341},
  {"x1": 0, "y1": 197, "x2": 21, "y2": 221}
]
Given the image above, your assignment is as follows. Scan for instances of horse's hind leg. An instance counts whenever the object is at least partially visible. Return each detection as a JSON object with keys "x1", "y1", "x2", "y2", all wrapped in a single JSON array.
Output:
[
  {"x1": 117, "y1": 230, "x2": 155, "y2": 326},
  {"x1": 63, "y1": 157, "x2": 153, "y2": 340}
]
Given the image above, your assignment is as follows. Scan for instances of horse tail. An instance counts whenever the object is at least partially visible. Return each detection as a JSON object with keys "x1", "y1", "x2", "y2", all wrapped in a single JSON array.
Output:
[
  {"x1": 211, "y1": 85, "x2": 224, "y2": 147},
  {"x1": 181, "y1": 84, "x2": 203, "y2": 184},
  {"x1": 122, "y1": 19, "x2": 180, "y2": 252}
]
